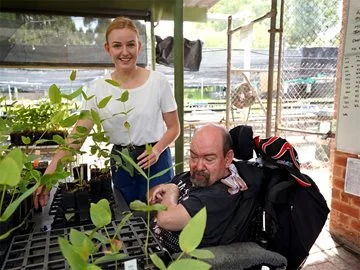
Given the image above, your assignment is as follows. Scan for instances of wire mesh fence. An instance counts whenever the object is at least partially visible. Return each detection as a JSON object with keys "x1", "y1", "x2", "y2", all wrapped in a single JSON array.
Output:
[{"x1": 277, "y1": 0, "x2": 341, "y2": 169}]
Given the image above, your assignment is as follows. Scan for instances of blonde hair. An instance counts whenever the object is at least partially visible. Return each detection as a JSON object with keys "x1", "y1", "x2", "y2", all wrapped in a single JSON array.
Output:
[{"x1": 105, "y1": 17, "x2": 140, "y2": 43}]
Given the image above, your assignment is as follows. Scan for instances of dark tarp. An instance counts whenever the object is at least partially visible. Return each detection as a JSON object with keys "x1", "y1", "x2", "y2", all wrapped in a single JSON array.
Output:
[{"x1": 155, "y1": 35, "x2": 203, "y2": 71}]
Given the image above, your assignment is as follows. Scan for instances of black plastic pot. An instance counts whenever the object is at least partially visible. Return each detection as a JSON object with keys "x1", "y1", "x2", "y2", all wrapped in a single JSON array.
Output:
[
  {"x1": 49, "y1": 184, "x2": 115, "y2": 229},
  {"x1": 2, "y1": 217, "x2": 167, "y2": 270},
  {"x1": 89, "y1": 176, "x2": 112, "y2": 195},
  {"x1": 61, "y1": 190, "x2": 76, "y2": 211},
  {"x1": 75, "y1": 190, "x2": 90, "y2": 222},
  {"x1": 73, "y1": 164, "x2": 88, "y2": 181}
]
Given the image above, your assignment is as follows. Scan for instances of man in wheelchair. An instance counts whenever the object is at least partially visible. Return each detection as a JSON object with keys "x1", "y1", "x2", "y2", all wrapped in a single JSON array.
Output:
[
  {"x1": 148, "y1": 124, "x2": 254, "y2": 253},
  {"x1": 148, "y1": 124, "x2": 329, "y2": 269}
]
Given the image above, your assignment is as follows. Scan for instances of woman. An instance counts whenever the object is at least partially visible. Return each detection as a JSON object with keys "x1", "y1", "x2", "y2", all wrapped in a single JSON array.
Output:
[{"x1": 34, "y1": 17, "x2": 180, "y2": 207}]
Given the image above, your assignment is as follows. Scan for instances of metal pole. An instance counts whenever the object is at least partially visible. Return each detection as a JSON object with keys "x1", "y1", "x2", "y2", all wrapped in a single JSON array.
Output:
[
  {"x1": 226, "y1": 16, "x2": 232, "y2": 128},
  {"x1": 275, "y1": 0, "x2": 284, "y2": 136},
  {"x1": 150, "y1": 18, "x2": 156, "y2": 71},
  {"x1": 174, "y1": 0, "x2": 184, "y2": 173},
  {"x1": 266, "y1": 0, "x2": 277, "y2": 137}
]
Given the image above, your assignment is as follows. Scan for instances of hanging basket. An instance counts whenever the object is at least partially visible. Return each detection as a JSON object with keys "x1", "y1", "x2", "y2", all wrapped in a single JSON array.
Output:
[{"x1": 231, "y1": 82, "x2": 256, "y2": 109}]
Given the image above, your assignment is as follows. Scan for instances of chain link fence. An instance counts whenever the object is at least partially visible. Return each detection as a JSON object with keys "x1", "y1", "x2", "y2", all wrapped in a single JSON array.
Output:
[{"x1": 277, "y1": 0, "x2": 341, "y2": 170}]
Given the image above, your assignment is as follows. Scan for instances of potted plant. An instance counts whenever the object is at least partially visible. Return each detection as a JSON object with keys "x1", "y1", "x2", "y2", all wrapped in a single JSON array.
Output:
[
  {"x1": 0, "y1": 71, "x2": 81, "y2": 240},
  {"x1": 57, "y1": 198, "x2": 213, "y2": 270},
  {"x1": 6, "y1": 100, "x2": 69, "y2": 146}
]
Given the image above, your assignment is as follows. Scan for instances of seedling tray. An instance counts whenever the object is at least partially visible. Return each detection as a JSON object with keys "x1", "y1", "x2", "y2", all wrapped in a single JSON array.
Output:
[
  {"x1": 49, "y1": 187, "x2": 115, "y2": 229},
  {"x1": 2, "y1": 217, "x2": 166, "y2": 270}
]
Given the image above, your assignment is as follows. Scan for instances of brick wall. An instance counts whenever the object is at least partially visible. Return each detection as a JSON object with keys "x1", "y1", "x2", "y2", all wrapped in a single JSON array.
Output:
[
  {"x1": 329, "y1": 0, "x2": 360, "y2": 253},
  {"x1": 330, "y1": 151, "x2": 360, "y2": 252}
]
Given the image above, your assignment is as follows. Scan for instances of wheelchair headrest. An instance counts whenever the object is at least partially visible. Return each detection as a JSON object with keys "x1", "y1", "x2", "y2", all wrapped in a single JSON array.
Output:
[{"x1": 229, "y1": 125, "x2": 254, "y2": 161}]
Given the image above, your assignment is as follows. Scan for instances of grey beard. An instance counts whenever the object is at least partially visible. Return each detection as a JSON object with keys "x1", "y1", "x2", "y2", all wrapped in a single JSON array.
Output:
[{"x1": 190, "y1": 171, "x2": 210, "y2": 187}]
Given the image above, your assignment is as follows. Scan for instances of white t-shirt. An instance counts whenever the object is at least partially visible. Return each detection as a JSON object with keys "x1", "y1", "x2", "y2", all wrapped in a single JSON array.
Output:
[{"x1": 83, "y1": 70, "x2": 177, "y2": 145}]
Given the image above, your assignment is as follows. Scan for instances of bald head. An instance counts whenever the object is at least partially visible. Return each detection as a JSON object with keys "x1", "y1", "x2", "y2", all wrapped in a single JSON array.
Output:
[
  {"x1": 192, "y1": 124, "x2": 233, "y2": 157},
  {"x1": 189, "y1": 124, "x2": 234, "y2": 187}
]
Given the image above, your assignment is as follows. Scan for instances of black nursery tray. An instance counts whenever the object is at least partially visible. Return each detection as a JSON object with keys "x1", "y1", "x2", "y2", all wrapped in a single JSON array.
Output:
[
  {"x1": 2, "y1": 217, "x2": 167, "y2": 270},
  {"x1": 49, "y1": 187, "x2": 115, "y2": 229}
]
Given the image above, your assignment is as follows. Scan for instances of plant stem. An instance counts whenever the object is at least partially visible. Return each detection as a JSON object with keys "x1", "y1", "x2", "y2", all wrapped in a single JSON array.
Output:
[
  {"x1": 10, "y1": 188, "x2": 16, "y2": 204},
  {"x1": 145, "y1": 156, "x2": 151, "y2": 266},
  {"x1": 104, "y1": 226, "x2": 111, "y2": 241},
  {"x1": 176, "y1": 252, "x2": 185, "y2": 261},
  {"x1": 122, "y1": 102, "x2": 132, "y2": 144},
  {"x1": 0, "y1": 185, "x2": 6, "y2": 216}
]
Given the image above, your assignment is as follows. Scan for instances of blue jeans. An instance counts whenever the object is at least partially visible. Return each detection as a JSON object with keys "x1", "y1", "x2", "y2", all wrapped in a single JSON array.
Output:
[{"x1": 111, "y1": 146, "x2": 174, "y2": 205}]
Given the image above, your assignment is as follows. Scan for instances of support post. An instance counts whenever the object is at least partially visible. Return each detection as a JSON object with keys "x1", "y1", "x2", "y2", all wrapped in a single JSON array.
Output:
[{"x1": 174, "y1": 0, "x2": 184, "y2": 173}]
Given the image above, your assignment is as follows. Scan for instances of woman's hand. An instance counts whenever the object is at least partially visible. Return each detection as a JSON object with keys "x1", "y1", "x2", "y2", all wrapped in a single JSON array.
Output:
[
  {"x1": 33, "y1": 185, "x2": 50, "y2": 209},
  {"x1": 137, "y1": 148, "x2": 160, "y2": 169}
]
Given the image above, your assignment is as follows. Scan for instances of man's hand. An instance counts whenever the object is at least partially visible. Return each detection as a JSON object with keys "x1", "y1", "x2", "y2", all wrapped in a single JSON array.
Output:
[
  {"x1": 148, "y1": 183, "x2": 167, "y2": 204},
  {"x1": 148, "y1": 183, "x2": 180, "y2": 205},
  {"x1": 33, "y1": 185, "x2": 50, "y2": 209}
]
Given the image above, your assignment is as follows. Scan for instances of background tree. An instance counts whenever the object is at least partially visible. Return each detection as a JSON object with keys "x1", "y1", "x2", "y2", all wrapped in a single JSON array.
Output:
[
  {"x1": 284, "y1": 0, "x2": 340, "y2": 46},
  {"x1": 193, "y1": 0, "x2": 271, "y2": 48}
]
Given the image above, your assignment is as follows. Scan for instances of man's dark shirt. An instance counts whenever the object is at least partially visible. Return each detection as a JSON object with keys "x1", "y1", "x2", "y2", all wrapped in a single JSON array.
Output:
[{"x1": 153, "y1": 171, "x2": 246, "y2": 253}]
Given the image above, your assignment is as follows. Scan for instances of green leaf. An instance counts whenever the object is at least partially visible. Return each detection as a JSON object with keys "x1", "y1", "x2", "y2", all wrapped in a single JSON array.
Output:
[
  {"x1": 48, "y1": 84, "x2": 61, "y2": 104},
  {"x1": 63, "y1": 86, "x2": 83, "y2": 100},
  {"x1": 91, "y1": 231, "x2": 109, "y2": 244},
  {"x1": 90, "y1": 146, "x2": 97, "y2": 155},
  {"x1": 60, "y1": 114, "x2": 78, "y2": 128},
  {"x1": 116, "y1": 90, "x2": 129, "y2": 102},
  {"x1": 188, "y1": 249, "x2": 215, "y2": 259},
  {"x1": 91, "y1": 109, "x2": 101, "y2": 126},
  {"x1": 118, "y1": 151, "x2": 147, "y2": 179},
  {"x1": 114, "y1": 212, "x2": 133, "y2": 236},
  {"x1": 58, "y1": 237, "x2": 87, "y2": 270},
  {"x1": 34, "y1": 139, "x2": 51, "y2": 145},
  {"x1": 69, "y1": 229, "x2": 95, "y2": 259},
  {"x1": 0, "y1": 182, "x2": 39, "y2": 222},
  {"x1": 148, "y1": 203, "x2": 168, "y2": 212},
  {"x1": 124, "y1": 121, "x2": 131, "y2": 129},
  {"x1": 90, "y1": 199, "x2": 112, "y2": 228},
  {"x1": 81, "y1": 91, "x2": 95, "y2": 101},
  {"x1": 51, "y1": 111, "x2": 65, "y2": 125},
  {"x1": 168, "y1": 258, "x2": 211, "y2": 270},
  {"x1": 149, "y1": 167, "x2": 174, "y2": 181},
  {"x1": 129, "y1": 200, "x2": 148, "y2": 212},
  {"x1": 7, "y1": 147, "x2": 23, "y2": 169},
  {"x1": 79, "y1": 110, "x2": 91, "y2": 120},
  {"x1": 21, "y1": 136, "x2": 31, "y2": 145},
  {"x1": 70, "y1": 70, "x2": 77, "y2": 81},
  {"x1": 150, "y1": 253, "x2": 167, "y2": 270},
  {"x1": 0, "y1": 117, "x2": 7, "y2": 132},
  {"x1": 69, "y1": 228, "x2": 87, "y2": 248},
  {"x1": 145, "y1": 144, "x2": 153, "y2": 154},
  {"x1": 0, "y1": 148, "x2": 23, "y2": 186},
  {"x1": 65, "y1": 213, "x2": 75, "y2": 221},
  {"x1": 179, "y1": 207, "x2": 207, "y2": 253},
  {"x1": 29, "y1": 169, "x2": 41, "y2": 182},
  {"x1": 105, "y1": 79, "x2": 120, "y2": 87},
  {"x1": 0, "y1": 217, "x2": 27, "y2": 240},
  {"x1": 76, "y1": 126, "x2": 89, "y2": 134},
  {"x1": 93, "y1": 253, "x2": 128, "y2": 264},
  {"x1": 52, "y1": 134, "x2": 66, "y2": 145},
  {"x1": 129, "y1": 201, "x2": 167, "y2": 212},
  {"x1": 86, "y1": 265, "x2": 102, "y2": 270},
  {"x1": 97, "y1": 95, "x2": 112, "y2": 109}
]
